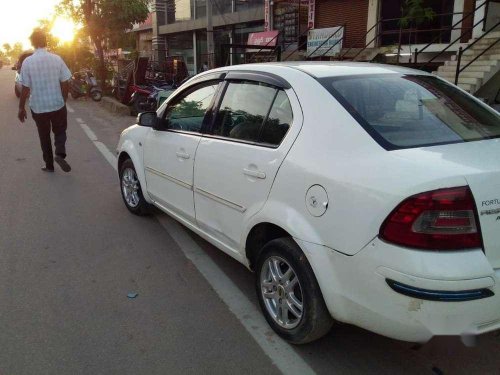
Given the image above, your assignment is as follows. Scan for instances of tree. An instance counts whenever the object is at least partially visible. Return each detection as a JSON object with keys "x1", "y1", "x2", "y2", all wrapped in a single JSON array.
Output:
[
  {"x1": 397, "y1": 0, "x2": 436, "y2": 63},
  {"x1": 3, "y1": 42, "x2": 25, "y2": 63},
  {"x1": 36, "y1": 18, "x2": 95, "y2": 73},
  {"x1": 57, "y1": 0, "x2": 149, "y2": 85}
]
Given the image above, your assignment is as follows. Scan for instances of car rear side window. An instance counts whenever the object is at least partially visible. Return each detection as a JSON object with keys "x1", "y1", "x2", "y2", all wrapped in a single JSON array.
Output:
[
  {"x1": 212, "y1": 81, "x2": 292, "y2": 146},
  {"x1": 213, "y1": 81, "x2": 276, "y2": 142},
  {"x1": 322, "y1": 74, "x2": 500, "y2": 150},
  {"x1": 260, "y1": 90, "x2": 293, "y2": 146}
]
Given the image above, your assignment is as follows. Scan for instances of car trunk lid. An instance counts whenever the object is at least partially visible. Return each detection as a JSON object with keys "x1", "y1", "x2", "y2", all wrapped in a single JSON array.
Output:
[{"x1": 466, "y1": 172, "x2": 500, "y2": 269}]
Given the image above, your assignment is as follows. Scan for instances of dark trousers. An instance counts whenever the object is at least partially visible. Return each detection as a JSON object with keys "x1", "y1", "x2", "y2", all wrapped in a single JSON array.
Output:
[{"x1": 31, "y1": 106, "x2": 68, "y2": 168}]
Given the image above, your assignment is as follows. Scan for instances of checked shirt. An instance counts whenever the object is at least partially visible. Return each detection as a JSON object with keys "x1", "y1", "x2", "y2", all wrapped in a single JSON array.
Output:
[{"x1": 20, "y1": 48, "x2": 72, "y2": 114}]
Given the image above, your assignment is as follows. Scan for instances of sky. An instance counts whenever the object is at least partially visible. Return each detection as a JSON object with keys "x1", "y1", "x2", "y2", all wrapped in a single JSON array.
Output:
[{"x1": 0, "y1": 0, "x2": 60, "y2": 48}]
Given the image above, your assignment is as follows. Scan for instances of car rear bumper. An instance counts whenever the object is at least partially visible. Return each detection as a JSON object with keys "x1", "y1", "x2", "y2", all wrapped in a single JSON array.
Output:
[{"x1": 296, "y1": 238, "x2": 500, "y2": 343}]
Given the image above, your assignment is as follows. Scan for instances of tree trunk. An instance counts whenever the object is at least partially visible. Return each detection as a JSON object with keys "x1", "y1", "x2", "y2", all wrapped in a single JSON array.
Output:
[{"x1": 92, "y1": 35, "x2": 107, "y2": 88}]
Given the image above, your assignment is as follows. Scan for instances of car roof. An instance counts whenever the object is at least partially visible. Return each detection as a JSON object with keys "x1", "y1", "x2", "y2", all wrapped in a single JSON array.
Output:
[{"x1": 215, "y1": 61, "x2": 431, "y2": 79}]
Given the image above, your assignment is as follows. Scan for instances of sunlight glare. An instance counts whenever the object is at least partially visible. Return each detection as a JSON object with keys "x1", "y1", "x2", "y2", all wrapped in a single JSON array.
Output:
[{"x1": 51, "y1": 18, "x2": 77, "y2": 44}]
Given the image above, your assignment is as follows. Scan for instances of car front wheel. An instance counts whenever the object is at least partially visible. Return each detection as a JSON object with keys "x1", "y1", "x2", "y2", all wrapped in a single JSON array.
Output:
[
  {"x1": 256, "y1": 238, "x2": 333, "y2": 344},
  {"x1": 119, "y1": 159, "x2": 150, "y2": 215}
]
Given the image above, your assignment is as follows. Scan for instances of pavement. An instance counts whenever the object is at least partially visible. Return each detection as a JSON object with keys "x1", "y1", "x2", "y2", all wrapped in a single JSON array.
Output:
[{"x1": 0, "y1": 67, "x2": 499, "y2": 375}]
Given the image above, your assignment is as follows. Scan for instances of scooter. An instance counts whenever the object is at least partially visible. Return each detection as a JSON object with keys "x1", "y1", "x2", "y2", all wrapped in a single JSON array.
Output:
[{"x1": 70, "y1": 71, "x2": 103, "y2": 102}]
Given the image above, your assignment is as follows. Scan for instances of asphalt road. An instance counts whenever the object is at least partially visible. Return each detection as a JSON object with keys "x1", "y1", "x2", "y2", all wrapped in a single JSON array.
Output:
[{"x1": 0, "y1": 67, "x2": 498, "y2": 375}]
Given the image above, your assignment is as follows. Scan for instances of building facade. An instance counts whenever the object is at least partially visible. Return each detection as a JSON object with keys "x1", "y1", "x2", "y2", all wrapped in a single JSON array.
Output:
[
  {"x1": 132, "y1": 0, "x2": 499, "y2": 72},
  {"x1": 135, "y1": 0, "x2": 265, "y2": 75}
]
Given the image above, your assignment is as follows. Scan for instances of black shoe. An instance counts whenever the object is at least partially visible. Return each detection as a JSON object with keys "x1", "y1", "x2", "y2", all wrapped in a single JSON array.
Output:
[
  {"x1": 42, "y1": 166, "x2": 55, "y2": 173},
  {"x1": 55, "y1": 156, "x2": 71, "y2": 173}
]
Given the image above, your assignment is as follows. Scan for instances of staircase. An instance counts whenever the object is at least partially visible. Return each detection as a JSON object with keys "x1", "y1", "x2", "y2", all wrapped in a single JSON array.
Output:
[{"x1": 435, "y1": 31, "x2": 500, "y2": 93}]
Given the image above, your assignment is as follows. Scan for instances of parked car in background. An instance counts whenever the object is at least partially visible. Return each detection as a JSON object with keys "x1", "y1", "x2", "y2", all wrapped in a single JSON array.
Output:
[
  {"x1": 13, "y1": 51, "x2": 33, "y2": 98},
  {"x1": 117, "y1": 62, "x2": 500, "y2": 344}
]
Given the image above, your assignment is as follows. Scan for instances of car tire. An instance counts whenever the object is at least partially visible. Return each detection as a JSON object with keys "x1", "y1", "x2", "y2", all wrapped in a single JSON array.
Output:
[
  {"x1": 119, "y1": 159, "x2": 151, "y2": 216},
  {"x1": 255, "y1": 237, "x2": 333, "y2": 344}
]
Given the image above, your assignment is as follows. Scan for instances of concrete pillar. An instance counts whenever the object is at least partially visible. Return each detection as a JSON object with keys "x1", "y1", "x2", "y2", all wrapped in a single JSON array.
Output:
[
  {"x1": 152, "y1": 0, "x2": 167, "y2": 62},
  {"x1": 366, "y1": 0, "x2": 381, "y2": 48},
  {"x1": 451, "y1": 0, "x2": 465, "y2": 44},
  {"x1": 473, "y1": 0, "x2": 487, "y2": 38}
]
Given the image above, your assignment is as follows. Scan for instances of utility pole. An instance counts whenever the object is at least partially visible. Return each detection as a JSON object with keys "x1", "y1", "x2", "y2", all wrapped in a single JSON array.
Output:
[{"x1": 207, "y1": 0, "x2": 215, "y2": 69}]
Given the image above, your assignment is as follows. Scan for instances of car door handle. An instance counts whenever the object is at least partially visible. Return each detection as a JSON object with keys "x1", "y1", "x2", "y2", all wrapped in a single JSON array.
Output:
[
  {"x1": 176, "y1": 151, "x2": 190, "y2": 160},
  {"x1": 243, "y1": 168, "x2": 266, "y2": 179}
]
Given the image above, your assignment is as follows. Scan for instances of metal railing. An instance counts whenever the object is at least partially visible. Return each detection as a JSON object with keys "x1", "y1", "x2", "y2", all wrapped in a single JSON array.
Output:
[
  {"x1": 247, "y1": 32, "x2": 282, "y2": 64},
  {"x1": 415, "y1": 0, "x2": 490, "y2": 68},
  {"x1": 336, "y1": 18, "x2": 382, "y2": 61},
  {"x1": 454, "y1": 20, "x2": 500, "y2": 85},
  {"x1": 281, "y1": 27, "x2": 313, "y2": 61},
  {"x1": 305, "y1": 24, "x2": 346, "y2": 59}
]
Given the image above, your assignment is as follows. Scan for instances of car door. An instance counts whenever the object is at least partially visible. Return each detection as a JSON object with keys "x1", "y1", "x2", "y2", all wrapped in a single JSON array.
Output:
[
  {"x1": 193, "y1": 73, "x2": 302, "y2": 255},
  {"x1": 143, "y1": 81, "x2": 220, "y2": 222}
]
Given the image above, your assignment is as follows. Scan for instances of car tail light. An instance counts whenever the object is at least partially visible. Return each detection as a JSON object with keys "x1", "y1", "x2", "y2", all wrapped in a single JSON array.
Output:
[{"x1": 380, "y1": 186, "x2": 482, "y2": 250}]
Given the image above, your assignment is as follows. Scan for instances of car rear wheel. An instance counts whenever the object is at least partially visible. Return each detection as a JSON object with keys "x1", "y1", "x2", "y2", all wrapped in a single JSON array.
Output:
[
  {"x1": 255, "y1": 238, "x2": 333, "y2": 344},
  {"x1": 119, "y1": 159, "x2": 150, "y2": 215}
]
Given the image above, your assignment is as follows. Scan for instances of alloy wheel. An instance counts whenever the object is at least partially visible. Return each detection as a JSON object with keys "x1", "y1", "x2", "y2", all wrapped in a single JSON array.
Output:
[
  {"x1": 260, "y1": 256, "x2": 304, "y2": 329},
  {"x1": 121, "y1": 167, "x2": 140, "y2": 208}
]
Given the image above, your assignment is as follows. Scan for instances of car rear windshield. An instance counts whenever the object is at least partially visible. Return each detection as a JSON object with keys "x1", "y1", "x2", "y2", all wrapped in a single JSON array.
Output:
[{"x1": 320, "y1": 74, "x2": 500, "y2": 150}]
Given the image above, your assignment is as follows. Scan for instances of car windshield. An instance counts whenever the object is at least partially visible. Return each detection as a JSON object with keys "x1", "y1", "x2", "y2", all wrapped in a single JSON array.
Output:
[{"x1": 320, "y1": 74, "x2": 500, "y2": 150}]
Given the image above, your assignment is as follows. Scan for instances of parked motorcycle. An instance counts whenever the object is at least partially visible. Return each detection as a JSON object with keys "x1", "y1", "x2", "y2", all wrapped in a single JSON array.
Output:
[
  {"x1": 70, "y1": 71, "x2": 103, "y2": 102},
  {"x1": 128, "y1": 82, "x2": 176, "y2": 115}
]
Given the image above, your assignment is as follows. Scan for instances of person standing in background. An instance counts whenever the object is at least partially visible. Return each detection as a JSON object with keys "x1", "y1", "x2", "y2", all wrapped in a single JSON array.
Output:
[{"x1": 18, "y1": 29, "x2": 72, "y2": 173}]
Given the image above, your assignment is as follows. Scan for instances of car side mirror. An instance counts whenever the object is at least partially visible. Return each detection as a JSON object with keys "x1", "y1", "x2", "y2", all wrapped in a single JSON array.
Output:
[{"x1": 137, "y1": 112, "x2": 158, "y2": 128}]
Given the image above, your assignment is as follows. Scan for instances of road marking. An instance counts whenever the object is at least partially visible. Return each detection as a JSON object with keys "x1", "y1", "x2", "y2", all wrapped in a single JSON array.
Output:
[
  {"x1": 67, "y1": 105, "x2": 75, "y2": 113},
  {"x1": 79, "y1": 123, "x2": 117, "y2": 171},
  {"x1": 76, "y1": 118, "x2": 84, "y2": 124},
  {"x1": 157, "y1": 215, "x2": 316, "y2": 375},
  {"x1": 80, "y1": 122, "x2": 315, "y2": 375},
  {"x1": 94, "y1": 141, "x2": 117, "y2": 171},
  {"x1": 79, "y1": 124, "x2": 98, "y2": 141}
]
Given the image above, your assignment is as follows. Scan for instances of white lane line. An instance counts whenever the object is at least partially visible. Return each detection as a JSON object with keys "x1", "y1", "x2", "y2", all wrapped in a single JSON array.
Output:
[
  {"x1": 67, "y1": 105, "x2": 75, "y2": 113},
  {"x1": 80, "y1": 123, "x2": 98, "y2": 141},
  {"x1": 157, "y1": 215, "x2": 316, "y2": 375},
  {"x1": 79, "y1": 123, "x2": 117, "y2": 171},
  {"x1": 79, "y1": 123, "x2": 314, "y2": 375},
  {"x1": 75, "y1": 118, "x2": 84, "y2": 124},
  {"x1": 94, "y1": 141, "x2": 117, "y2": 171}
]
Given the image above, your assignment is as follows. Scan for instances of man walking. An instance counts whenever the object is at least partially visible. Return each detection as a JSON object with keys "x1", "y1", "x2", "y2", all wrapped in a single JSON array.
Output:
[{"x1": 18, "y1": 29, "x2": 72, "y2": 173}]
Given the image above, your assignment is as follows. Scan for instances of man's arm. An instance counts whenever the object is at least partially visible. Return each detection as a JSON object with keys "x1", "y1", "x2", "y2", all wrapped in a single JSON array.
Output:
[
  {"x1": 60, "y1": 80, "x2": 69, "y2": 103},
  {"x1": 18, "y1": 86, "x2": 30, "y2": 123}
]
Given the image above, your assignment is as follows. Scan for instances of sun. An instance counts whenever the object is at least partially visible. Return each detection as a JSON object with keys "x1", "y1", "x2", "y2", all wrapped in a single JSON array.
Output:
[{"x1": 51, "y1": 17, "x2": 77, "y2": 44}]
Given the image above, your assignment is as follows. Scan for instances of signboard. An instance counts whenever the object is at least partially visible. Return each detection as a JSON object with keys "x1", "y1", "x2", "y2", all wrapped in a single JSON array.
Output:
[
  {"x1": 247, "y1": 31, "x2": 279, "y2": 47},
  {"x1": 307, "y1": 0, "x2": 315, "y2": 29},
  {"x1": 307, "y1": 27, "x2": 344, "y2": 57}
]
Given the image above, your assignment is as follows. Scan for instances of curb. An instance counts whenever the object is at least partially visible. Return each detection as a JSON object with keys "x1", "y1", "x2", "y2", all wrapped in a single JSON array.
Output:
[{"x1": 100, "y1": 96, "x2": 130, "y2": 116}]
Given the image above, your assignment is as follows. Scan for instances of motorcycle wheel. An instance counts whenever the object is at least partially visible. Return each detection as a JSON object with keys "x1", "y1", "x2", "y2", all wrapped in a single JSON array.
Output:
[{"x1": 91, "y1": 90, "x2": 103, "y2": 102}]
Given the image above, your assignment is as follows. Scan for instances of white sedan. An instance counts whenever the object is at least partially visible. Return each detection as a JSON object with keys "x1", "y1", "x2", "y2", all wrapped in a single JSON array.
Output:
[{"x1": 117, "y1": 62, "x2": 500, "y2": 344}]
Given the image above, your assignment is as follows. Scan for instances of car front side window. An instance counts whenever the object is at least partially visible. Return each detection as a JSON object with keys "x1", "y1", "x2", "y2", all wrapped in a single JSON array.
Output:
[{"x1": 162, "y1": 83, "x2": 219, "y2": 133}]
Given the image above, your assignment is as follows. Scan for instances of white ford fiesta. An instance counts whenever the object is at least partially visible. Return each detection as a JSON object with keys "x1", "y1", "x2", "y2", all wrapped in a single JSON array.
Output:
[{"x1": 117, "y1": 62, "x2": 500, "y2": 344}]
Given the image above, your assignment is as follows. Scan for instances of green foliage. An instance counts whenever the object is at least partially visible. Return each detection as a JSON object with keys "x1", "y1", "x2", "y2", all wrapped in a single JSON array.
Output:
[
  {"x1": 57, "y1": 0, "x2": 149, "y2": 42},
  {"x1": 1, "y1": 42, "x2": 25, "y2": 63},
  {"x1": 399, "y1": 0, "x2": 436, "y2": 29},
  {"x1": 57, "y1": 0, "x2": 150, "y2": 84}
]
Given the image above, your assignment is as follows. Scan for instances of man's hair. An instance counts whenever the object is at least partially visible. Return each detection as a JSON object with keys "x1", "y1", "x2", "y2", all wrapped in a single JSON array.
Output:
[{"x1": 30, "y1": 29, "x2": 48, "y2": 48}]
